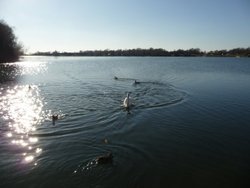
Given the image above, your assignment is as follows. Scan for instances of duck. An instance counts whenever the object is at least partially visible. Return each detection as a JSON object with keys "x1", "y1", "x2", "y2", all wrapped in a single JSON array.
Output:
[
  {"x1": 52, "y1": 115, "x2": 58, "y2": 121},
  {"x1": 95, "y1": 152, "x2": 113, "y2": 164},
  {"x1": 134, "y1": 80, "x2": 140, "y2": 85},
  {"x1": 52, "y1": 115, "x2": 59, "y2": 125}
]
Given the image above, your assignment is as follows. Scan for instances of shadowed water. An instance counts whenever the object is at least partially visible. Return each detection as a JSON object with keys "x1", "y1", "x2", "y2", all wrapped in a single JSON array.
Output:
[{"x1": 0, "y1": 57, "x2": 250, "y2": 188}]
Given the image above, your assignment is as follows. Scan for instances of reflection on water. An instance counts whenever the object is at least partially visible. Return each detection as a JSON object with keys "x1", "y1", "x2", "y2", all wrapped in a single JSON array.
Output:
[
  {"x1": 1, "y1": 57, "x2": 250, "y2": 187},
  {"x1": 0, "y1": 60, "x2": 47, "y2": 83},
  {"x1": 0, "y1": 64, "x2": 19, "y2": 82},
  {"x1": 11, "y1": 61, "x2": 48, "y2": 76},
  {"x1": 0, "y1": 84, "x2": 44, "y2": 165}
]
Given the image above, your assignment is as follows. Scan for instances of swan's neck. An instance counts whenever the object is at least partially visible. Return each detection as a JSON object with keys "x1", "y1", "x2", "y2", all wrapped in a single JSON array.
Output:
[{"x1": 127, "y1": 94, "x2": 130, "y2": 106}]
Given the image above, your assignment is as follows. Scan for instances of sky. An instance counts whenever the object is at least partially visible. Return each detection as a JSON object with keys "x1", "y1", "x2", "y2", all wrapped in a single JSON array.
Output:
[{"x1": 0, "y1": 0, "x2": 250, "y2": 53}]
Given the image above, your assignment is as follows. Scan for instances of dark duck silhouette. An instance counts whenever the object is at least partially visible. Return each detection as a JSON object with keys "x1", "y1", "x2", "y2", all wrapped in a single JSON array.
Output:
[
  {"x1": 52, "y1": 115, "x2": 58, "y2": 121},
  {"x1": 95, "y1": 152, "x2": 113, "y2": 164},
  {"x1": 52, "y1": 115, "x2": 58, "y2": 125},
  {"x1": 134, "y1": 80, "x2": 140, "y2": 84}
]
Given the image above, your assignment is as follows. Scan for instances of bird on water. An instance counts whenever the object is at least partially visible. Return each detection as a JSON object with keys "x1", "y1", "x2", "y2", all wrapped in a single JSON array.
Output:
[
  {"x1": 123, "y1": 92, "x2": 132, "y2": 108},
  {"x1": 95, "y1": 152, "x2": 113, "y2": 164}
]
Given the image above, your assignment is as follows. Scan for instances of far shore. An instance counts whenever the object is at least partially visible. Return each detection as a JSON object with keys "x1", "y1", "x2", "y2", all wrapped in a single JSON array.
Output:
[{"x1": 27, "y1": 48, "x2": 250, "y2": 58}]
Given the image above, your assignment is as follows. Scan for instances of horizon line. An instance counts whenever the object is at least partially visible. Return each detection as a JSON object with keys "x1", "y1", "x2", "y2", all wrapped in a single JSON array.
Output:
[{"x1": 27, "y1": 47, "x2": 250, "y2": 54}]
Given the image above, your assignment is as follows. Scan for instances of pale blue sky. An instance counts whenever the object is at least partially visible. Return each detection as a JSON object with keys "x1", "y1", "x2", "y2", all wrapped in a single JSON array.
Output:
[{"x1": 1, "y1": 0, "x2": 250, "y2": 53}]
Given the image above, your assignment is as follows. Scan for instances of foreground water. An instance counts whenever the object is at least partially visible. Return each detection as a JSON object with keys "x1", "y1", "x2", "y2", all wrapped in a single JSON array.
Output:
[{"x1": 0, "y1": 56, "x2": 250, "y2": 188}]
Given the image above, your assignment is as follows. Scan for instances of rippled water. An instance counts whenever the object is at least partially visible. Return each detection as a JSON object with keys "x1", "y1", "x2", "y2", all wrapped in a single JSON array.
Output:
[{"x1": 0, "y1": 56, "x2": 250, "y2": 188}]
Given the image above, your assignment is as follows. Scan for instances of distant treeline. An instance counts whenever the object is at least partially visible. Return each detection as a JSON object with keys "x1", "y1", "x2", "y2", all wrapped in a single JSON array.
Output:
[{"x1": 32, "y1": 48, "x2": 250, "y2": 57}]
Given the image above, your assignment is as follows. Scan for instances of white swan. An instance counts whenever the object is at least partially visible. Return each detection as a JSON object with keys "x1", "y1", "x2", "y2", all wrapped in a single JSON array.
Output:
[{"x1": 123, "y1": 93, "x2": 133, "y2": 108}]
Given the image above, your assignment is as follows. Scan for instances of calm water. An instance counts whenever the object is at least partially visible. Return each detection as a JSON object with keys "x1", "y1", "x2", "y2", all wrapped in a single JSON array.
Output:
[{"x1": 0, "y1": 56, "x2": 250, "y2": 188}]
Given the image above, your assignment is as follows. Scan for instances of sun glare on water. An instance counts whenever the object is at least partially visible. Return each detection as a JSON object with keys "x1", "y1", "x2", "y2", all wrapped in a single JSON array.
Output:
[{"x1": 0, "y1": 84, "x2": 45, "y2": 165}]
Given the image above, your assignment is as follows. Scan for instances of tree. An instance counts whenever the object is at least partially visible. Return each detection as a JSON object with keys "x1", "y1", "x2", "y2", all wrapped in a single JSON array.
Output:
[{"x1": 0, "y1": 20, "x2": 23, "y2": 63}]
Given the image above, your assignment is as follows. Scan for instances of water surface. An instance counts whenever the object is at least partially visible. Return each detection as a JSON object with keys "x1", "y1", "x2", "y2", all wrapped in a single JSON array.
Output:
[{"x1": 1, "y1": 56, "x2": 250, "y2": 188}]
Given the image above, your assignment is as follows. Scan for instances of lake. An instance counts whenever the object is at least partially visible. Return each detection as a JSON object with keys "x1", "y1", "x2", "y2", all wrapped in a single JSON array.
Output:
[{"x1": 1, "y1": 56, "x2": 250, "y2": 188}]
